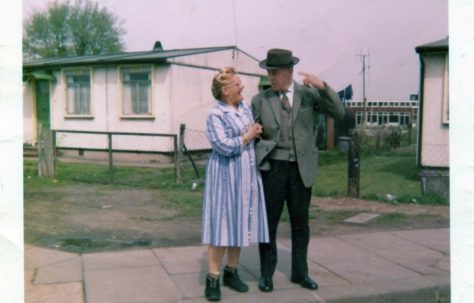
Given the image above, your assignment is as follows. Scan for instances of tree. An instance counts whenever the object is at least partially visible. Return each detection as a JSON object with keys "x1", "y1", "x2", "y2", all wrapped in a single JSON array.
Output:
[
  {"x1": 23, "y1": 1, "x2": 71, "y2": 58},
  {"x1": 23, "y1": 0, "x2": 125, "y2": 59}
]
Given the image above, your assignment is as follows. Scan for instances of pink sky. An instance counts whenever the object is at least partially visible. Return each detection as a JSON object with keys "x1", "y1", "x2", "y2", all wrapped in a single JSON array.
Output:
[{"x1": 23, "y1": 0, "x2": 448, "y2": 100}]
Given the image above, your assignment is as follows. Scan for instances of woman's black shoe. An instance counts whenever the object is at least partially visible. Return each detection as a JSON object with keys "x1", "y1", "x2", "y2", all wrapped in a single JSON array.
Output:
[
  {"x1": 205, "y1": 274, "x2": 221, "y2": 301},
  {"x1": 223, "y1": 266, "x2": 249, "y2": 292}
]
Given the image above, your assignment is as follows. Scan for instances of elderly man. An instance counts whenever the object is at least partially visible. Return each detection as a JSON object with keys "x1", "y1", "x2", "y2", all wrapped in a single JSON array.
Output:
[{"x1": 251, "y1": 48, "x2": 344, "y2": 292}]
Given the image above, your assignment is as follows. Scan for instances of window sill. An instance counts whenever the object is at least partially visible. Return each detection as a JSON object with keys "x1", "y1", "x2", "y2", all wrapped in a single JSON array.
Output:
[
  {"x1": 120, "y1": 115, "x2": 155, "y2": 120},
  {"x1": 64, "y1": 115, "x2": 94, "y2": 120}
]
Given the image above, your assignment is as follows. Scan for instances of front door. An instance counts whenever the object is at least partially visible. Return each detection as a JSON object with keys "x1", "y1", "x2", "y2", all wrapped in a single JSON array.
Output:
[{"x1": 35, "y1": 80, "x2": 50, "y2": 130}]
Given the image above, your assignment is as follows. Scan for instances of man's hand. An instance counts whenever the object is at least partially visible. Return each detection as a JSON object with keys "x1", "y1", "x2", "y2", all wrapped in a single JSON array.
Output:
[
  {"x1": 248, "y1": 123, "x2": 263, "y2": 139},
  {"x1": 299, "y1": 72, "x2": 325, "y2": 90},
  {"x1": 243, "y1": 123, "x2": 263, "y2": 144}
]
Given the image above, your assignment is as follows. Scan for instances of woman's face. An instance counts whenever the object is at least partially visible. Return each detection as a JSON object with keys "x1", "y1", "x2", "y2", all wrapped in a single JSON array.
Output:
[{"x1": 222, "y1": 76, "x2": 244, "y2": 106}]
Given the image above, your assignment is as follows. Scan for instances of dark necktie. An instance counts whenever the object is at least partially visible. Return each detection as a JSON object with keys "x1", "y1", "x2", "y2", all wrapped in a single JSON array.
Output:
[{"x1": 280, "y1": 90, "x2": 291, "y2": 113}]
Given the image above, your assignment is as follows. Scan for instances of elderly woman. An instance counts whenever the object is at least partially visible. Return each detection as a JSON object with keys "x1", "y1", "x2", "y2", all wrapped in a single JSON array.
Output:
[{"x1": 202, "y1": 67, "x2": 269, "y2": 301}]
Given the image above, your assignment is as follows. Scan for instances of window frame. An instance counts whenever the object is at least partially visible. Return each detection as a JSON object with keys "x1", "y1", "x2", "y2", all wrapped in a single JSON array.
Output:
[
  {"x1": 63, "y1": 67, "x2": 93, "y2": 119},
  {"x1": 118, "y1": 65, "x2": 155, "y2": 119}
]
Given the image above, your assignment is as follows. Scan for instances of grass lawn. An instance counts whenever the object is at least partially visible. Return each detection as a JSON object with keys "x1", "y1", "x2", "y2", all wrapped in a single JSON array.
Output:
[
  {"x1": 314, "y1": 146, "x2": 446, "y2": 205},
  {"x1": 24, "y1": 144, "x2": 447, "y2": 207}
]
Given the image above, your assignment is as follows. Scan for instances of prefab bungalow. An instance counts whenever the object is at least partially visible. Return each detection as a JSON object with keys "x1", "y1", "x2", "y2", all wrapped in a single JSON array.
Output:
[
  {"x1": 415, "y1": 37, "x2": 449, "y2": 200},
  {"x1": 23, "y1": 42, "x2": 265, "y2": 160}
]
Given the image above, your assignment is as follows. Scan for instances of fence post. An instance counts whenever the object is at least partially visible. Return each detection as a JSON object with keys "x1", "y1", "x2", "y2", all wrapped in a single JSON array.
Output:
[
  {"x1": 407, "y1": 117, "x2": 412, "y2": 145},
  {"x1": 108, "y1": 133, "x2": 114, "y2": 182},
  {"x1": 52, "y1": 130, "x2": 57, "y2": 175},
  {"x1": 37, "y1": 124, "x2": 56, "y2": 178},
  {"x1": 176, "y1": 124, "x2": 185, "y2": 183},
  {"x1": 347, "y1": 130, "x2": 360, "y2": 197}
]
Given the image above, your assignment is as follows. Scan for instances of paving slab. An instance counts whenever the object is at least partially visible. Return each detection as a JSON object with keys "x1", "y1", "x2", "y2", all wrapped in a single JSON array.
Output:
[
  {"x1": 239, "y1": 243, "x2": 264, "y2": 276},
  {"x1": 437, "y1": 254, "x2": 450, "y2": 272},
  {"x1": 308, "y1": 236, "x2": 426, "y2": 283},
  {"x1": 25, "y1": 246, "x2": 77, "y2": 268},
  {"x1": 25, "y1": 281, "x2": 84, "y2": 303},
  {"x1": 24, "y1": 267, "x2": 35, "y2": 284},
  {"x1": 392, "y1": 228, "x2": 449, "y2": 253},
  {"x1": 84, "y1": 265, "x2": 180, "y2": 303},
  {"x1": 153, "y1": 245, "x2": 208, "y2": 274},
  {"x1": 343, "y1": 212, "x2": 380, "y2": 224},
  {"x1": 338, "y1": 231, "x2": 447, "y2": 275},
  {"x1": 317, "y1": 275, "x2": 437, "y2": 302},
  {"x1": 34, "y1": 255, "x2": 82, "y2": 284},
  {"x1": 289, "y1": 236, "x2": 371, "y2": 263},
  {"x1": 240, "y1": 242, "x2": 292, "y2": 274},
  {"x1": 83, "y1": 249, "x2": 160, "y2": 271},
  {"x1": 306, "y1": 261, "x2": 352, "y2": 288},
  {"x1": 423, "y1": 272, "x2": 451, "y2": 286}
]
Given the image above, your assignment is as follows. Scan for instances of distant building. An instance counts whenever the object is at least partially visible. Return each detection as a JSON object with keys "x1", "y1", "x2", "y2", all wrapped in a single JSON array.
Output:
[
  {"x1": 344, "y1": 99, "x2": 419, "y2": 127},
  {"x1": 415, "y1": 37, "x2": 449, "y2": 200}
]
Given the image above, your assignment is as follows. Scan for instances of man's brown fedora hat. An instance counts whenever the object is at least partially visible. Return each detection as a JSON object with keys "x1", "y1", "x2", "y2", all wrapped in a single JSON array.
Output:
[{"x1": 259, "y1": 48, "x2": 299, "y2": 69}]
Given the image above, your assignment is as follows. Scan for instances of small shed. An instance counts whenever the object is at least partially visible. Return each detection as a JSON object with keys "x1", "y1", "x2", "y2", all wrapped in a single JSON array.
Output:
[{"x1": 415, "y1": 37, "x2": 449, "y2": 200}]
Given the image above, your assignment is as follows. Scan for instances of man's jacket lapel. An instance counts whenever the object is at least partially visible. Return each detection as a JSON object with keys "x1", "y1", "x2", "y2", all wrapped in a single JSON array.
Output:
[
  {"x1": 268, "y1": 91, "x2": 281, "y2": 127},
  {"x1": 292, "y1": 83, "x2": 303, "y2": 121}
]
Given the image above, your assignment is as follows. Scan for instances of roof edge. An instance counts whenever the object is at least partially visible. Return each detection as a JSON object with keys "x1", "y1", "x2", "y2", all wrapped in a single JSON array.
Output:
[
  {"x1": 23, "y1": 45, "x2": 239, "y2": 68},
  {"x1": 415, "y1": 37, "x2": 449, "y2": 54}
]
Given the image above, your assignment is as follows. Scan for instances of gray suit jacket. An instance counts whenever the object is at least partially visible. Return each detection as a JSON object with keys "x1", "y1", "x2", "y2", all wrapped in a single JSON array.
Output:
[{"x1": 251, "y1": 81, "x2": 345, "y2": 188}]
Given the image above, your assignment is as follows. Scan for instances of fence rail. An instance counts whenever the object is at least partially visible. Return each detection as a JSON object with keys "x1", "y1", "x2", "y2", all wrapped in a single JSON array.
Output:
[{"x1": 51, "y1": 129, "x2": 180, "y2": 182}]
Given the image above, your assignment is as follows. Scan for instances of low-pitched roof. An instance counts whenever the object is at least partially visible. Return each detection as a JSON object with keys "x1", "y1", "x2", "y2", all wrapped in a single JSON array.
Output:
[
  {"x1": 415, "y1": 37, "x2": 449, "y2": 54},
  {"x1": 23, "y1": 45, "x2": 240, "y2": 69}
]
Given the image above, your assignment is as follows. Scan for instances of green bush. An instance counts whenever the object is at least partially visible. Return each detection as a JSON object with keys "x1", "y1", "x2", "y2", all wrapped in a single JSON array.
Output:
[{"x1": 382, "y1": 126, "x2": 402, "y2": 149}]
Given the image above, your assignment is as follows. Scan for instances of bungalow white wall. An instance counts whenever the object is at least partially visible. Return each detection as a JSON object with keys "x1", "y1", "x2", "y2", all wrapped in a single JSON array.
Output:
[
  {"x1": 415, "y1": 38, "x2": 449, "y2": 201},
  {"x1": 24, "y1": 48, "x2": 265, "y2": 153},
  {"x1": 420, "y1": 53, "x2": 449, "y2": 168}
]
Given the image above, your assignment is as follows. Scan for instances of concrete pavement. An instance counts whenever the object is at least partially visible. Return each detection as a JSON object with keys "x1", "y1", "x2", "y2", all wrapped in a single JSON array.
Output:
[{"x1": 25, "y1": 228, "x2": 450, "y2": 303}]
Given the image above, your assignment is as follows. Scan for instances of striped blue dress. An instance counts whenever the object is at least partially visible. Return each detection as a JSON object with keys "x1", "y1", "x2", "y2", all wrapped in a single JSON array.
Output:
[{"x1": 201, "y1": 101, "x2": 269, "y2": 247}]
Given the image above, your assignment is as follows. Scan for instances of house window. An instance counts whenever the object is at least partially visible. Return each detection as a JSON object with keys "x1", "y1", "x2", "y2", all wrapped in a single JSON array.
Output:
[
  {"x1": 370, "y1": 114, "x2": 377, "y2": 123},
  {"x1": 389, "y1": 112, "x2": 399, "y2": 123},
  {"x1": 121, "y1": 67, "x2": 152, "y2": 115},
  {"x1": 65, "y1": 69, "x2": 91, "y2": 115}
]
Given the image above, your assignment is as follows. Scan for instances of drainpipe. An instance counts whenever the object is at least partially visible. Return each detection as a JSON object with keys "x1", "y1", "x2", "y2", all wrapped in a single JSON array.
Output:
[{"x1": 416, "y1": 55, "x2": 425, "y2": 168}]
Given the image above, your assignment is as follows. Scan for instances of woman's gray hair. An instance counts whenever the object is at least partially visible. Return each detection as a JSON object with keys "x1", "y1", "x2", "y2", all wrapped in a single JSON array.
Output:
[{"x1": 211, "y1": 67, "x2": 237, "y2": 100}]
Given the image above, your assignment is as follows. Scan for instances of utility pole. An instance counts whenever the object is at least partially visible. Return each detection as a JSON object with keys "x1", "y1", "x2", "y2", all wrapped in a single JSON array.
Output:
[{"x1": 357, "y1": 51, "x2": 370, "y2": 130}]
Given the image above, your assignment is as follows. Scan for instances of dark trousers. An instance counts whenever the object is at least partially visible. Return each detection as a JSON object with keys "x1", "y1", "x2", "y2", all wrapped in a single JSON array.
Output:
[{"x1": 259, "y1": 159, "x2": 312, "y2": 280}]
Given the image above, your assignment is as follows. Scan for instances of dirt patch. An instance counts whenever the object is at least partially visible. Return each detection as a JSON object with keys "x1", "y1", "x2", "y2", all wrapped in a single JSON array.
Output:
[
  {"x1": 314, "y1": 196, "x2": 449, "y2": 217},
  {"x1": 24, "y1": 183, "x2": 449, "y2": 253},
  {"x1": 24, "y1": 183, "x2": 203, "y2": 253},
  {"x1": 306, "y1": 196, "x2": 449, "y2": 237}
]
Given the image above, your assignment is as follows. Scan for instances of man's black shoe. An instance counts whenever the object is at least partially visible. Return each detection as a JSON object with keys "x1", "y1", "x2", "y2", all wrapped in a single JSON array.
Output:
[
  {"x1": 258, "y1": 277, "x2": 273, "y2": 292},
  {"x1": 291, "y1": 276, "x2": 319, "y2": 290}
]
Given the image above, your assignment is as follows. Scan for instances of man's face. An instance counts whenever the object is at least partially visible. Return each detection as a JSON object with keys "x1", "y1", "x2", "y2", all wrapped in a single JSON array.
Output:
[{"x1": 267, "y1": 68, "x2": 293, "y2": 91}]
